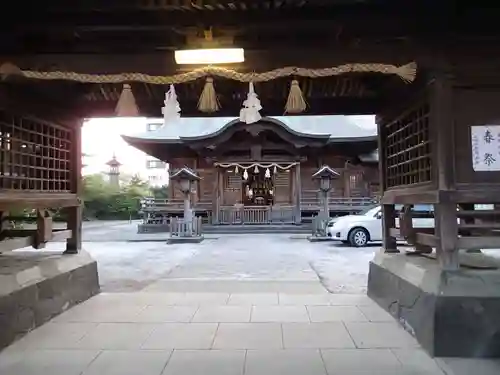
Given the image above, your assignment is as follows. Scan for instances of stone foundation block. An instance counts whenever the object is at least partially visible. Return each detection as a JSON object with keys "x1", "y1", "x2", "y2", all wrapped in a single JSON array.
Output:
[
  {"x1": 0, "y1": 250, "x2": 100, "y2": 350},
  {"x1": 367, "y1": 251, "x2": 500, "y2": 358}
]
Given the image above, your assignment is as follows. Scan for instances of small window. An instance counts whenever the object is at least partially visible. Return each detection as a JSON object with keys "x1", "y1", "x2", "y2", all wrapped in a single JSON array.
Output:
[
  {"x1": 146, "y1": 160, "x2": 166, "y2": 169},
  {"x1": 349, "y1": 174, "x2": 361, "y2": 189}
]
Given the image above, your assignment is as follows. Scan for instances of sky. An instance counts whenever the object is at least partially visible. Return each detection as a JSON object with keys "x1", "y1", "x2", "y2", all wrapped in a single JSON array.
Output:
[{"x1": 82, "y1": 115, "x2": 377, "y2": 177}]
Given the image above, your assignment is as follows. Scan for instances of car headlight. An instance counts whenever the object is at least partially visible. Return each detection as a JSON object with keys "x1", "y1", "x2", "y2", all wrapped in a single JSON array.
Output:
[{"x1": 331, "y1": 222, "x2": 347, "y2": 231}]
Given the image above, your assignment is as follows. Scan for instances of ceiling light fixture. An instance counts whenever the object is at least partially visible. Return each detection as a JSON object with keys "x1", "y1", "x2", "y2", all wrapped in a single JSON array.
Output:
[{"x1": 174, "y1": 48, "x2": 244, "y2": 65}]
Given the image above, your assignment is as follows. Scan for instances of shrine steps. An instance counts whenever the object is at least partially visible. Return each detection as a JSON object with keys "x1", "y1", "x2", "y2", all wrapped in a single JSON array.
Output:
[{"x1": 202, "y1": 224, "x2": 311, "y2": 234}]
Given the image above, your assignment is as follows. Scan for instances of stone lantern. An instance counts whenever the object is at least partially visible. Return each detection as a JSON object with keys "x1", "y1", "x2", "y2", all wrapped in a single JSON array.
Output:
[
  {"x1": 169, "y1": 167, "x2": 202, "y2": 242},
  {"x1": 309, "y1": 165, "x2": 339, "y2": 240},
  {"x1": 312, "y1": 165, "x2": 339, "y2": 219}
]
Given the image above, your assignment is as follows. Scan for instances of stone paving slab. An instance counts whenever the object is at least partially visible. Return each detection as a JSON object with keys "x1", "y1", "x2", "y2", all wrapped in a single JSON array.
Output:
[
  {"x1": 4, "y1": 229, "x2": 500, "y2": 374},
  {"x1": 2, "y1": 292, "x2": 500, "y2": 374}
]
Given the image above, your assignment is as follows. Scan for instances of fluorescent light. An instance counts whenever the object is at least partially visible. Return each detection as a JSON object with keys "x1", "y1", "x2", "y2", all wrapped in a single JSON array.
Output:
[{"x1": 174, "y1": 48, "x2": 244, "y2": 65}]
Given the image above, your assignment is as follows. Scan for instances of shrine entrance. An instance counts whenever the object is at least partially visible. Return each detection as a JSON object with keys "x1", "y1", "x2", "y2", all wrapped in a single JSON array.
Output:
[
  {"x1": 242, "y1": 167, "x2": 274, "y2": 207},
  {"x1": 2, "y1": 1, "x2": 500, "y2": 361}
]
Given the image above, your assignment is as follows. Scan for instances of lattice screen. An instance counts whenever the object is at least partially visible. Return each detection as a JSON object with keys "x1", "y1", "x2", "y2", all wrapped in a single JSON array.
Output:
[
  {"x1": 384, "y1": 101, "x2": 432, "y2": 188},
  {"x1": 0, "y1": 112, "x2": 72, "y2": 192}
]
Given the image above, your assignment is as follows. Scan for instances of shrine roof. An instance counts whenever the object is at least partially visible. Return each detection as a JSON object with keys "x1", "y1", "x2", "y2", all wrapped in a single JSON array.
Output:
[{"x1": 121, "y1": 115, "x2": 376, "y2": 144}]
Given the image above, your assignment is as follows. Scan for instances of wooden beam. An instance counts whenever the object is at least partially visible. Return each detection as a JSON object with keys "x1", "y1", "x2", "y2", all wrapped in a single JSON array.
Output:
[
  {"x1": 0, "y1": 229, "x2": 72, "y2": 253},
  {"x1": 416, "y1": 233, "x2": 439, "y2": 248},
  {"x1": 381, "y1": 187, "x2": 440, "y2": 205},
  {"x1": 0, "y1": 193, "x2": 79, "y2": 211},
  {"x1": 1, "y1": 7, "x2": 440, "y2": 33},
  {"x1": 458, "y1": 236, "x2": 500, "y2": 250}
]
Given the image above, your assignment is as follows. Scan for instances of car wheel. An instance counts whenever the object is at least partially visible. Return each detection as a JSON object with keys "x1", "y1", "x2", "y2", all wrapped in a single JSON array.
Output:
[{"x1": 348, "y1": 228, "x2": 369, "y2": 247}]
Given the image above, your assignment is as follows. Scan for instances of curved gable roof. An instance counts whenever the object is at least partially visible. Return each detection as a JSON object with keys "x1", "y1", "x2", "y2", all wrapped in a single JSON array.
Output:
[{"x1": 121, "y1": 115, "x2": 377, "y2": 144}]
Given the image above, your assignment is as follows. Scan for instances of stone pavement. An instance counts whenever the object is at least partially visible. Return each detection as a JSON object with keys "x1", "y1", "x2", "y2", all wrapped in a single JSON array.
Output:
[
  {"x1": 1, "y1": 290, "x2": 451, "y2": 375},
  {"x1": 1, "y1": 229, "x2": 500, "y2": 374}
]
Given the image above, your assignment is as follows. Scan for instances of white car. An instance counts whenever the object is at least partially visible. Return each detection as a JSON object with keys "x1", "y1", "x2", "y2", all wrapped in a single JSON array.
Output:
[{"x1": 327, "y1": 204, "x2": 435, "y2": 247}]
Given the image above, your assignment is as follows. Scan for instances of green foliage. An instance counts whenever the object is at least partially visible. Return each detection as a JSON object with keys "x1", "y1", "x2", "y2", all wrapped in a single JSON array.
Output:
[
  {"x1": 150, "y1": 185, "x2": 170, "y2": 199},
  {"x1": 82, "y1": 173, "x2": 151, "y2": 220}
]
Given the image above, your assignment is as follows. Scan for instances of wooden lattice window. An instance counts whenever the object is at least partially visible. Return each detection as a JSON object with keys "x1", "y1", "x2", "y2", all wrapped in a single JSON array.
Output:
[
  {"x1": 384, "y1": 101, "x2": 432, "y2": 188},
  {"x1": 0, "y1": 112, "x2": 72, "y2": 192}
]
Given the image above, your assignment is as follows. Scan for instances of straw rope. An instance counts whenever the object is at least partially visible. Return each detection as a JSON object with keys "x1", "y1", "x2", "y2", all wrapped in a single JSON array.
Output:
[
  {"x1": 215, "y1": 162, "x2": 298, "y2": 170},
  {"x1": 17, "y1": 62, "x2": 417, "y2": 84}
]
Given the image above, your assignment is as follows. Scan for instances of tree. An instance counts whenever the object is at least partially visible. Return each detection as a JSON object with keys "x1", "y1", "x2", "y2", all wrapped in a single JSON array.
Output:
[
  {"x1": 150, "y1": 185, "x2": 170, "y2": 199},
  {"x1": 82, "y1": 173, "x2": 151, "y2": 220}
]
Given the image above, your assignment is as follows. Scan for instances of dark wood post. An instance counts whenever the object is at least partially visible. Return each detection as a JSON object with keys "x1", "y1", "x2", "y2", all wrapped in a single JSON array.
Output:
[
  {"x1": 294, "y1": 162, "x2": 301, "y2": 224},
  {"x1": 213, "y1": 166, "x2": 224, "y2": 224},
  {"x1": 376, "y1": 115, "x2": 398, "y2": 253},
  {"x1": 431, "y1": 67, "x2": 459, "y2": 270},
  {"x1": 65, "y1": 119, "x2": 83, "y2": 254}
]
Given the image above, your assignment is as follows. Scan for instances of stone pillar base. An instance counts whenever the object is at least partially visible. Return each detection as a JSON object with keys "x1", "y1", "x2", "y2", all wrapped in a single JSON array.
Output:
[
  {"x1": 367, "y1": 251, "x2": 500, "y2": 358},
  {"x1": 167, "y1": 236, "x2": 204, "y2": 244},
  {"x1": 0, "y1": 250, "x2": 99, "y2": 350}
]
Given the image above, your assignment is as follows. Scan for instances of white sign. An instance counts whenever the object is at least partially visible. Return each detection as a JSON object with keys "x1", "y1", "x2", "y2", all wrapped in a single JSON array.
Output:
[{"x1": 471, "y1": 125, "x2": 500, "y2": 171}]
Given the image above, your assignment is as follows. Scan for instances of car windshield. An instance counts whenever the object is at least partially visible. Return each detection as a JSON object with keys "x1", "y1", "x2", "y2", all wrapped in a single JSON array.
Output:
[{"x1": 358, "y1": 205, "x2": 380, "y2": 216}]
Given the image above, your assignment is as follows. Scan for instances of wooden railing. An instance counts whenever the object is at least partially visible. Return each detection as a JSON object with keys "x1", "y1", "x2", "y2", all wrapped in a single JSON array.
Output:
[
  {"x1": 300, "y1": 193, "x2": 377, "y2": 209},
  {"x1": 138, "y1": 196, "x2": 378, "y2": 228},
  {"x1": 219, "y1": 206, "x2": 271, "y2": 225},
  {"x1": 270, "y1": 206, "x2": 295, "y2": 224},
  {"x1": 170, "y1": 216, "x2": 202, "y2": 237},
  {"x1": 218, "y1": 205, "x2": 296, "y2": 225}
]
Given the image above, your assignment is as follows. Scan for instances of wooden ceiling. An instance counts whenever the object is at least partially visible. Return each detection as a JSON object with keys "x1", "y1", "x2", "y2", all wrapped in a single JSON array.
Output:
[
  {"x1": 1, "y1": 1, "x2": 500, "y2": 117},
  {"x1": 2, "y1": 1, "x2": 495, "y2": 54}
]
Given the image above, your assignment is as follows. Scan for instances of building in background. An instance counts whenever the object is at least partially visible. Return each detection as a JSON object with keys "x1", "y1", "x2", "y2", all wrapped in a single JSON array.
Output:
[
  {"x1": 123, "y1": 116, "x2": 379, "y2": 225},
  {"x1": 145, "y1": 121, "x2": 169, "y2": 187}
]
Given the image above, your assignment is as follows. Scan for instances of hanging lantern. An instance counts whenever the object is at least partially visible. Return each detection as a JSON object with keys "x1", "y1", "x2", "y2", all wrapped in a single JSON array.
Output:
[
  {"x1": 162, "y1": 84, "x2": 181, "y2": 126},
  {"x1": 254, "y1": 165, "x2": 259, "y2": 173},
  {"x1": 243, "y1": 169, "x2": 249, "y2": 180},
  {"x1": 235, "y1": 165, "x2": 239, "y2": 174},
  {"x1": 239, "y1": 82, "x2": 262, "y2": 124},
  {"x1": 273, "y1": 165, "x2": 277, "y2": 174},
  {"x1": 265, "y1": 168, "x2": 271, "y2": 179}
]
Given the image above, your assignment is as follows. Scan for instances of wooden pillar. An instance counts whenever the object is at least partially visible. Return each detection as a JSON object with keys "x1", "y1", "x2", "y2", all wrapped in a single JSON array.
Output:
[
  {"x1": 212, "y1": 167, "x2": 220, "y2": 224},
  {"x1": 294, "y1": 163, "x2": 301, "y2": 224},
  {"x1": 432, "y1": 66, "x2": 459, "y2": 269},
  {"x1": 435, "y1": 202, "x2": 459, "y2": 269},
  {"x1": 377, "y1": 115, "x2": 398, "y2": 253},
  {"x1": 65, "y1": 120, "x2": 83, "y2": 254}
]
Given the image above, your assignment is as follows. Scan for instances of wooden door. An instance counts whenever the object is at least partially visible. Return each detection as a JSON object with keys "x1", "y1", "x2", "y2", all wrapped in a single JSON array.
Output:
[
  {"x1": 273, "y1": 170, "x2": 292, "y2": 204},
  {"x1": 344, "y1": 170, "x2": 365, "y2": 197}
]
